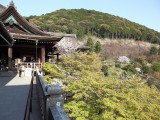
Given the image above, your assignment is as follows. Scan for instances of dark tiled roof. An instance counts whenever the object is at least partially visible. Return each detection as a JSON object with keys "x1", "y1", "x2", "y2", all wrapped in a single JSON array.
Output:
[
  {"x1": 47, "y1": 32, "x2": 77, "y2": 38},
  {"x1": 0, "y1": 4, "x2": 6, "y2": 14},
  {"x1": 0, "y1": 5, "x2": 49, "y2": 36}
]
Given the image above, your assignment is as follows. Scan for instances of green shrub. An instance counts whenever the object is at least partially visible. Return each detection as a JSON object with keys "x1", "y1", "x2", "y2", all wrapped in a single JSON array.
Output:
[
  {"x1": 152, "y1": 62, "x2": 160, "y2": 71},
  {"x1": 134, "y1": 62, "x2": 142, "y2": 68},
  {"x1": 102, "y1": 55, "x2": 108, "y2": 61},
  {"x1": 148, "y1": 55, "x2": 160, "y2": 63},
  {"x1": 147, "y1": 78, "x2": 156, "y2": 86},
  {"x1": 43, "y1": 62, "x2": 64, "y2": 84},
  {"x1": 142, "y1": 65, "x2": 151, "y2": 74},
  {"x1": 137, "y1": 56, "x2": 147, "y2": 66},
  {"x1": 115, "y1": 63, "x2": 121, "y2": 68},
  {"x1": 101, "y1": 65, "x2": 109, "y2": 76},
  {"x1": 95, "y1": 41, "x2": 102, "y2": 53},
  {"x1": 123, "y1": 64, "x2": 137, "y2": 74},
  {"x1": 150, "y1": 46, "x2": 159, "y2": 55}
]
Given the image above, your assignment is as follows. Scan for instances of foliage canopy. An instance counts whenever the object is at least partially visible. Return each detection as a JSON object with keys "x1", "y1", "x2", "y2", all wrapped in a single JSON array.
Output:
[
  {"x1": 150, "y1": 46, "x2": 159, "y2": 55},
  {"x1": 29, "y1": 9, "x2": 160, "y2": 43},
  {"x1": 43, "y1": 53, "x2": 160, "y2": 120}
]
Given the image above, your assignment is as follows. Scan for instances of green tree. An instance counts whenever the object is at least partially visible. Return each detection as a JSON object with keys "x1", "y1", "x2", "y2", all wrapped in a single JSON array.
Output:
[
  {"x1": 142, "y1": 65, "x2": 151, "y2": 74},
  {"x1": 30, "y1": 9, "x2": 160, "y2": 42},
  {"x1": 152, "y1": 62, "x2": 160, "y2": 71},
  {"x1": 101, "y1": 65, "x2": 109, "y2": 76},
  {"x1": 62, "y1": 53, "x2": 160, "y2": 119},
  {"x1": 86, "y1": 38, "x2": 94, "y2": 52},
  {"x1": 123, "y1": 64, "x2": 137, "y2": 74},
  {"x1": 43, "y1": 53, "x2": 160, "y2": 120},
  {"x1": 43, "y1": 62, "x2": 64, "y2": 84},
  {"x1": 94, "y1": 41, "x2": 102, "y2": 53},
  {"x1": 150, "y1": 46, "x2": 159, "y2": 55}
]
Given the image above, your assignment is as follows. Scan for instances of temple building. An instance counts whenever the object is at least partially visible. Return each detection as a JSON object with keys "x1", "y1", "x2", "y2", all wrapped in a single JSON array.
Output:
[{"x1": 0, "y1": 2, "x2": 76, "y2": 70}]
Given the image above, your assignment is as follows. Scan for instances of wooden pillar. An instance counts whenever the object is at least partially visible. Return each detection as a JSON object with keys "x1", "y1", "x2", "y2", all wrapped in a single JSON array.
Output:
[
  {"x1": 57, "y1": 53, "x2": 60, "y2": 62},
  {"x1": 8, "y1": 47, "x2": 12, "y2": 69},
  {"x1": 41, "y1": 47, "x2": 45, "y2": 64},
  {"x1": 1, "y1": 50, "x2": 5, "y2": 59}
]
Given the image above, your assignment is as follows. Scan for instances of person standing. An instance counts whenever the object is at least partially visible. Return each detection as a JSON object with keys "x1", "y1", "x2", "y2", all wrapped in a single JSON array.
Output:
[
  {"x1": 19, "y1": 65, "x2": 22, "y2": 77},
  {"x1": 19, "y1": 65, "x2": 25, "y2": 77}
]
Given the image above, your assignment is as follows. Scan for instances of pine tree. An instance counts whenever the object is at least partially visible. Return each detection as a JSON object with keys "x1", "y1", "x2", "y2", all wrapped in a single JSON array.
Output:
[
  {"x1": 95, "y1": 41, "x2": 102, "y2": 53},
  {"x1": 86, "y1": 37, "x2": 94, "y2": 52}
]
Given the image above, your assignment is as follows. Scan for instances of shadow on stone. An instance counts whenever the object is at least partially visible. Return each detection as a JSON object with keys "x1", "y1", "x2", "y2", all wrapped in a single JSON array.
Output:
[{"x1": 0, "y1": 71, "x2": 18, "y2": 88}]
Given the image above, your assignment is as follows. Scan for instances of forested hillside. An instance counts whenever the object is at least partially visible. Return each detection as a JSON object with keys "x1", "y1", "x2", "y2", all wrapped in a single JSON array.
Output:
[
  {"x1": 43, "y1": 53, "x2": 160, "y2": 119},
  {"x1": 29, "y1": 9, "x2": 160, "y2": 43}
]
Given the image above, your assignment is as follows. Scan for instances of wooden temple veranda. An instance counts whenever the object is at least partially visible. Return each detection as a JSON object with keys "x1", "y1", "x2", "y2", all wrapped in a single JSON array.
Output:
[
  {"x1": 0, "y1": 2, "x2": 71, "y2": 120},
  {"x1": 0, "y1": 2, "x2": 76, "y2": 70}
]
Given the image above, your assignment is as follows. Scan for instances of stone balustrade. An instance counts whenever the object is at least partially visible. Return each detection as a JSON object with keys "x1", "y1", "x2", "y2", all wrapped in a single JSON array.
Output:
[{"x1": 36, "y1": 71, "x2": 70, "y2": 120}]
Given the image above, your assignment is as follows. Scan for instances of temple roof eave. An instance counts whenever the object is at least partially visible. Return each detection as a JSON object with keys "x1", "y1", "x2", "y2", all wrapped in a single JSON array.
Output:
[
  {"x1": 10, "y1": 33, "x2": 62, "y2": 41},
  {"x1": 0, "y1": 5, "x2": 49, "y2": 36},
  {"x1": 0, "y1": 21, "x2": 14, "y2": 46}
]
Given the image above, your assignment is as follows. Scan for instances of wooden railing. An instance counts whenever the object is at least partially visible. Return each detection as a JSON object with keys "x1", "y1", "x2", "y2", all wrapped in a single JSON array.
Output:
[
  {"x1": 24, "y1": 74, "x2": 34, "y2": 120},
  {"x1": 16, "y1": 62, "x2": 42, "y2": 69}
]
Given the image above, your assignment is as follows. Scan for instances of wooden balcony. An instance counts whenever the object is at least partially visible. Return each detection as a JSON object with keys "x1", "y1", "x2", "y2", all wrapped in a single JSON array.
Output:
[{"x1": 15, "y1": 62, "x2": 42, "y2": 70}]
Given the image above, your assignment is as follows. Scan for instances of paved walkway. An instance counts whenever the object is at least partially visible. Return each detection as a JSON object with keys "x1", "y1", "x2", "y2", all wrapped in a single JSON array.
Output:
[
  {"x1": 30, "y1": 78, "x2": 42, "y2": 120},
  {"x1": 0, "y1": 71, "x2": 17, "y2": 88},
  {"x1": 0, "y1": 71, "x2": 32, "y2": 120}
]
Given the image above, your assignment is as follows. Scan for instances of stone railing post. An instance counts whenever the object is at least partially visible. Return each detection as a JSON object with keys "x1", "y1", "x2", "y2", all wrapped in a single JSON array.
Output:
[
  {"x1": 46, "y1": 85, "x2": 70, "y2": 120},
  {"x1": 36, "y1": 70, "x2": 70, "y2": 120},
  {"x1": 47, "y1": 85, "x2": 64, "y2": 108}
]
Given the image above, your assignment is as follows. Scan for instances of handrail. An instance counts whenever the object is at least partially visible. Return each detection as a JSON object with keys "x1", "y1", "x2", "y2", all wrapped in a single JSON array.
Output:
[
  {"x1": 16, "y1": 62, "x2": 42, "y2": 69},
  {"x1": 36, "y1": 70, "x2": 70, "y2": 120},
  {"x1": 24, "y1": 74, "x2": 34, "y2": 120},
  {"x1": 36, "y1": 71, "x2": 49, "y2": 120}
]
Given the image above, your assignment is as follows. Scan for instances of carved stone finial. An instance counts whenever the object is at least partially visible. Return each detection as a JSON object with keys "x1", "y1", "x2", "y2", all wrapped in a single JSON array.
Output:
[
  {"x1": 9, "y1": 0, "x2": 15, "y2": 6},
  {"x1": 47, "y1": 85, "x2": 63, "y2": 95},
  {"x1": 46, "y1": 85, "x2": 64, "y2": 107}
]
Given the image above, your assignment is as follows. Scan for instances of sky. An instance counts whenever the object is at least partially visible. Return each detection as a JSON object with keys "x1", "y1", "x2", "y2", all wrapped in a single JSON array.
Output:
[{"x1": 1, "y1": 0, "x2": 160, "y2": 32}]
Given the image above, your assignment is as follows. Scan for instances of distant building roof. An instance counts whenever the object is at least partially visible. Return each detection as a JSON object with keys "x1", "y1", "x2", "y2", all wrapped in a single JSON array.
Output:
[
  {"x1": 47, "y1": 32, "x2": 77, "y2": 38},
  {"x1": 0, "y1": 4, "x2": 6, "y2": 14}
]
